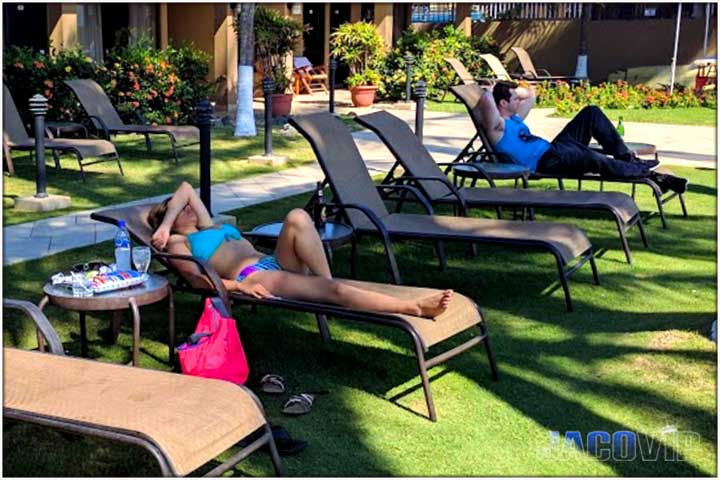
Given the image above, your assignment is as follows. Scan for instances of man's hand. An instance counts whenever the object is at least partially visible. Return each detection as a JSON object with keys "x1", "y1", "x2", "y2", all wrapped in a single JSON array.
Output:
[{"x1": 151, "y1": 225, "x2": 171, "y2": 250}]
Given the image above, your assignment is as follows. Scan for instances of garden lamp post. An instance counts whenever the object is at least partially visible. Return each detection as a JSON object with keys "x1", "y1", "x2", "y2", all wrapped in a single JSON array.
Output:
[
  {"x1": 414, "y1": 81, "x2": 426, "y2": 142},
  {"x1": 329, "y1": 57, "x2": 337, "y2": 114},
  {"x1": 404, "y1": 54, "x2": 415, "y2": 102},
  {"x1": 263, "y1": 77, "x2": 274, "y2": 155},
  {"x1": 29, "y1": 94, "x2": 49, "y2": 198},
  {"x1": 195, "y1": 99, "x2": 213, "y2": 215}
]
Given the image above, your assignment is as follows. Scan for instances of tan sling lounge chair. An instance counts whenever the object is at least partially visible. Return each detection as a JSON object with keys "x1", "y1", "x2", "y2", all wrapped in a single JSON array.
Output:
[
  {"x1": 64, "y1": 79, "x2": 199, "y2": 163},
  {"x1": 3, "y1": 299, "x2": 286, "y2": 477},
  {"x1": 3, "y1": 85, "x2": 122, "y2": 180},
  {"x1": 289, "y1": 112, "x2": 600, "y2": 312},
  {"x1": 444, "y1": 57, "x2": 479, "y2": 85},
  {"x1": 510, "y1": 47, "x2": 582, "y2": 83},
  {"x1": 355, "y1": 110, "x2": 648, "y2": 264},
  {"x1": 449, "y1": 83, "x2": 688, "y2": 230},
  {"x1": 90, "y1": 205, "x2": 499, "y2": 422}
]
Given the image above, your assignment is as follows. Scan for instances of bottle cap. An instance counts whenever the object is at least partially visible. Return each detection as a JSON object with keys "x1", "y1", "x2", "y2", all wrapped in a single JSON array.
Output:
[{"x1": 118, "y1": 219, "x2": 126, "y2": 228}]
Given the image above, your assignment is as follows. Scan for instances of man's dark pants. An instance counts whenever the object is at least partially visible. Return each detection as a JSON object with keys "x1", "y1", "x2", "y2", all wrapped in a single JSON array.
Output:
[{"x1": 536, "y1": 106, "x2": 649, "y2": 178}]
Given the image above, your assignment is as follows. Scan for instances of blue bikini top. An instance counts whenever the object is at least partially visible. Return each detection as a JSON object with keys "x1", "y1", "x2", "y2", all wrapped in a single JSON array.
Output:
[{"x1": 187, "y1": 224, "x2": 242, "y2": 261}]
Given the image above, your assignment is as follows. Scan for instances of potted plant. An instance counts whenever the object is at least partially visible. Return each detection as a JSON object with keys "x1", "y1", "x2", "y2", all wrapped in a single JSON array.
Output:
[
  {"x1": 330, "y1": 21, "x2": 385, "y2": 107},
  {"x1": 253, "y1": 7, "x2": 304, "y2": 117}
]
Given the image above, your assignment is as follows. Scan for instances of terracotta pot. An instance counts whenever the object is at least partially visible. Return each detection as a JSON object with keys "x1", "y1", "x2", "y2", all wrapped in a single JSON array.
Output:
[
  {"x1": 350, "y1": 85, "x2": 377, "y2": 107},
  {"x1": 271, "y1": 93, "x2": 293, "y2": 117}
]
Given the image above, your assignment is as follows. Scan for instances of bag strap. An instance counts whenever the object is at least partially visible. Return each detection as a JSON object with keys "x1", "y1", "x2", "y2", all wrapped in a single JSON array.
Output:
[{"x1": 187, "y1": 332, "x2": 212, "y2": 345}]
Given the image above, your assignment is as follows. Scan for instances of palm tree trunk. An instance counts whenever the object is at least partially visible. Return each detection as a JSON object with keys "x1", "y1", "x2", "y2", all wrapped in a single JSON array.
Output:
[{"x1": 234, "y1": 3, "x2": 256, "y2": 136}]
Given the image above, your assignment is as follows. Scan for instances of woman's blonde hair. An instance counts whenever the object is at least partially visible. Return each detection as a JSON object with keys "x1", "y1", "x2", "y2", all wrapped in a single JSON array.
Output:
[{"x1": 147, "y1": 197, "x2": 172, "y2": 232}]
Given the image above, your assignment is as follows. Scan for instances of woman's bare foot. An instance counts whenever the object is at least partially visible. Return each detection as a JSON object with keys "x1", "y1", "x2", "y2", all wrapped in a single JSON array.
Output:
[{"x1": 415, "y1": 290, "x2": 453, "y2": 318}]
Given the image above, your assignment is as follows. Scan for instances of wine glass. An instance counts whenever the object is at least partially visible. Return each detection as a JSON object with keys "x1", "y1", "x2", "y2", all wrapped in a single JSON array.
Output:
[{"x1": 132, "y1": 247, "x2": 152, "y2": 276}]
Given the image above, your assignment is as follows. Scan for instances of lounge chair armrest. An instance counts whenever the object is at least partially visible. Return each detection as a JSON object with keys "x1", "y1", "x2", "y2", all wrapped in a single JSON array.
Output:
[
  {"x1": 376, "y1": 184, "x2": 434, "y2": 215},
  {"x1": 468, "y1": 149, "x2": 517, "y2": 164},
  {"x1": 88, "y1": 115, "x2": 111, "y2": 140},
  {"x1": 537, "y1": 68, "x2": 552, "y2": 77},
  {"x1": 395, "y1": 175, "x2": 469, "y2": 216},
  {"x1": 134, "y1": 111, "x2": 149, "y2": 126},
  {"x1": 4, "y1": 299, "x2": 65, "y2": 355},
  {"x1": 152, "y1": 252, "x2": 232, "y2": 316},
  {"x1": 44, "y1": 127, "x2": 56, "y2": 140}
]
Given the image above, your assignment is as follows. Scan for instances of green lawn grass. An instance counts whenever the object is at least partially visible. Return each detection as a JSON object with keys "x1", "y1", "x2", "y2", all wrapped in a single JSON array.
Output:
[
  {"x1": 2, "y1": 125, "x2": 316, "y2": 226},
  {"x1": 553, "y1": 107, "x2": 717, "y2": 127},
  {"x1": 3, "y1": 166, "x2": 716, "y2": 476},
  {"x1": 426, "y1": 99, "x2": 717, "y2": 126}
]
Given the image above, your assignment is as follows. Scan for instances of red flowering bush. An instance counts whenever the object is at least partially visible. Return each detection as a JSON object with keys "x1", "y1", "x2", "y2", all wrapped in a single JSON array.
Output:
[
  {"x1": 536, "y1": 80, "x2": 715, "y2": 114},
  {"x1": 3, "y1": 41, "x2": 211, "y2": 127}
]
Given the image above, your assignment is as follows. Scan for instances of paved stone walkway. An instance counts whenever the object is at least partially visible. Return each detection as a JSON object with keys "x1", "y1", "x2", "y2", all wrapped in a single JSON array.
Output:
[{"x1": 3, "y1": 90, "x2": 716, "y2": 265}]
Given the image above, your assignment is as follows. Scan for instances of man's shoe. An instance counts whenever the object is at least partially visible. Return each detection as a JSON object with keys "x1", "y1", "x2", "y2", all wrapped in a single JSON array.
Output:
[
  {"x1": 616, "y1": 151, "x2": 639, "y2": 162},
  {"x1": 666, "y1": 175, "x2": 689, "y2": 194}
]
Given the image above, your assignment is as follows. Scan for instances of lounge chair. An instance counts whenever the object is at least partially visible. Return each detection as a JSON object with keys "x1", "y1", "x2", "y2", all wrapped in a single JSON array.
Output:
[
  {"x1": 479, "y1": 53, "x2": 524, "y2": 82},
  {"x1": 64, "y1": 79, "x2": 199, "y2": 163},
  {"x1": 293, "y1": 57, "x2": 328, "y2": 95},
  {"x1": 450, "y1": 83, "x2": 688, "y2": 229},
  {"x1": 289, "y1": 112, "x2": 599, "y2": 312},
  {"x1": 510, "y1": 47, "x2": 582, "y2": 83},
  {"x1": 90, "y1": 204, "x2": 499, "y2": 422},
  {"x1": 444, "y1": 57, "x2": 479, "y2": 85},
  {"x1": 355, "y1": 110, "x2": 648, "y2": 264},
  {"x1": 3, "y1": 85, "x2": 122, "y2": 180},
  {"x1": 3, "y1": 298, "x2": 286, "y2": 477}
]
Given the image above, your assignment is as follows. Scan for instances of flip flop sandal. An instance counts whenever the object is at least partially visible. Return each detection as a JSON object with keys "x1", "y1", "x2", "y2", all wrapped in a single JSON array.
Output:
[
  {"x1": 281, "y1": 393, "x2": 315, "y2": 415},
  {"x1": 260, "y1": 374, "x2": 285, "y2": 394}
]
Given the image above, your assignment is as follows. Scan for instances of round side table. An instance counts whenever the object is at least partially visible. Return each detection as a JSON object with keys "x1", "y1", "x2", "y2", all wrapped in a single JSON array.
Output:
[{"x1": 38, "y1": 273, "x2": 175, "y2": 367}]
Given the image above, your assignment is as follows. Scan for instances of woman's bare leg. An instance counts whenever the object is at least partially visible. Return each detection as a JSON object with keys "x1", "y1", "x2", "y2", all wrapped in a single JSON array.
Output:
[
  {"x1": 274, "y1": 209, "x2": 332, "y2": 279},
  {"x1": 249, "y1": 270, "x2": 453, "y2": 318}
]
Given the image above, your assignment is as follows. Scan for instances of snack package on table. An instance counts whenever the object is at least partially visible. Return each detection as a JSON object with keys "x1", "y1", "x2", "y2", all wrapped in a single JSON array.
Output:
[{"x1": 91, "y1": 271, "x2": 146, "y2": 293}]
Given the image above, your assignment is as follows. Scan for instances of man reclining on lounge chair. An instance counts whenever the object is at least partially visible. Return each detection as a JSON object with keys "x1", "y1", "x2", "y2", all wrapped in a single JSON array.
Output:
[
  {"x1": 480, "y1": 80, "x2": 689, "y2": 194},
  {"x1": 149, "y1": 182, "x2": 452, "y2": 318}
]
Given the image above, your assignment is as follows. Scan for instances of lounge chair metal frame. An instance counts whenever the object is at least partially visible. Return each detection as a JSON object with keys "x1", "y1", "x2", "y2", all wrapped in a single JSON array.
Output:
[
  {"x1": 90, "y1": 207, "x2": 499, "y2": 422},
  {"x1": 289, "y1": 113, "x2": 600, "y2": 312},
  {"x1": 3, "y1": 299, "x2": 286, "y2": 477},
  {"x1": 64, "y1": 79, "x2": 199, "y2": 163},
  {"x1": 449, "y1": 84, "x2": 688, "y2": 230},
  {"x1": 355, "y1": 110, "x2": 649, "y2": 265},
  {"x1": 3, "y1": 85, "x2": 123, "y2": 181}
]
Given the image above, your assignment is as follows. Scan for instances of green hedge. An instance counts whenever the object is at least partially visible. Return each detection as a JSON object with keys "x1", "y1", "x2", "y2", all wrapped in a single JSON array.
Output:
[
  {"x1": 378, "y1": 25, "x2": 499, "y2": 100},
  {"x1": 3, "y1": 41, "x2": 211, "y2": 127}
]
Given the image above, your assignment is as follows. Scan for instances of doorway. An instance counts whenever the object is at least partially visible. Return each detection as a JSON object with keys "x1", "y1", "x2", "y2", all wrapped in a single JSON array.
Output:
[
  {"x1": 3, "y1": 3, "x2": 48, "y2": 51},
  {"x1": 329, "y1": 3, "x2": 351, "y2": 85},
  {"x1": 302, "y1": 4, "x2": 325, "y2": 69}
]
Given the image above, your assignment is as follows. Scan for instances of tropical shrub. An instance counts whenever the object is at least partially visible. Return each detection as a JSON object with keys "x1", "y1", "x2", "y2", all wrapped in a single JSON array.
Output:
[
  {"x1": 3, "y1": 40, "x2": 211, "y2": 126},
  {"x1": 535, "y1": 80, "x2": 716, "y2": 114},
  {"x1": 379, "y1": 26, "x2": 499, "y2": 100},
  {"x1": 252, "y1": 7, "x2": 304, "y2": 93},
  {"x1": 330, "y1": 21, "x2": 385, "y2": 87}
]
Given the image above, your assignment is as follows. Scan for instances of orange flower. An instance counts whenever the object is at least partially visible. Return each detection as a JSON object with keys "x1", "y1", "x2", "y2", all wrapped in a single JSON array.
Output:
[
  {"x1": 44, "y1": 79, "x2": 54, "y2": 88},
  {"x1": 131, "y1": 101, "x2": 140, "y2": 108},
  {"x1": 15, "y1": 62, "x2": 24, "y2": 69},
  {"x1": 33, "y1": 60, "x2": 45, "y2": 69},
  {"x1": 118, "y1": 91, "x2": 125, "y2": 97},
  {"x1": 44, "y1": 89, "x2": 53, "y2": 99},
  {"x1": 145, "y1": 64, "x2": 154, "y2": 74},
  {"x1": 165, "y1": 116, "x2": 171, "y2": 124},
  {"x1": 133, "y1": 81, "x2": 140, "y2": 91}
]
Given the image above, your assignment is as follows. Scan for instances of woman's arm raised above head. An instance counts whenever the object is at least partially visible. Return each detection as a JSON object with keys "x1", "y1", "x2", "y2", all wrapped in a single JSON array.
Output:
[{"x1": 152, "y1": 182, "x2": 214, "y2": 249}]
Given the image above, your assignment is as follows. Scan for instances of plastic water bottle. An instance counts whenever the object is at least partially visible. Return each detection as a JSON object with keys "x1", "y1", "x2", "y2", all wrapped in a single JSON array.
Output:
[
  {"x1": 616, "y1": 116, "x2": 625, "y2": 137},
  {"x1": 114, "y1": 220, "x2": 132, "y2": 272},
  {"x1": 313, "y1": 181, "x2": 326, "y2": 229}
]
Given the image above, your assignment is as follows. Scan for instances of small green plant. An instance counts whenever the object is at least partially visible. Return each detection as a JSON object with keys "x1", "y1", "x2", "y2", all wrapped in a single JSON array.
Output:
[
  {"x1": 251, "y1": 7, "x2": 304, "y2": 94},
  {"x1": 330, "y1": 21, "x2": 385, "y2": 87}
]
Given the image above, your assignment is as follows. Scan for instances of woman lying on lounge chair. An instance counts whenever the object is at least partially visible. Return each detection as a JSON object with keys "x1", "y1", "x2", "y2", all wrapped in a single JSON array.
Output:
[{"x1": 149, "y1": 182, "x2": 452, "y2": 318}]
